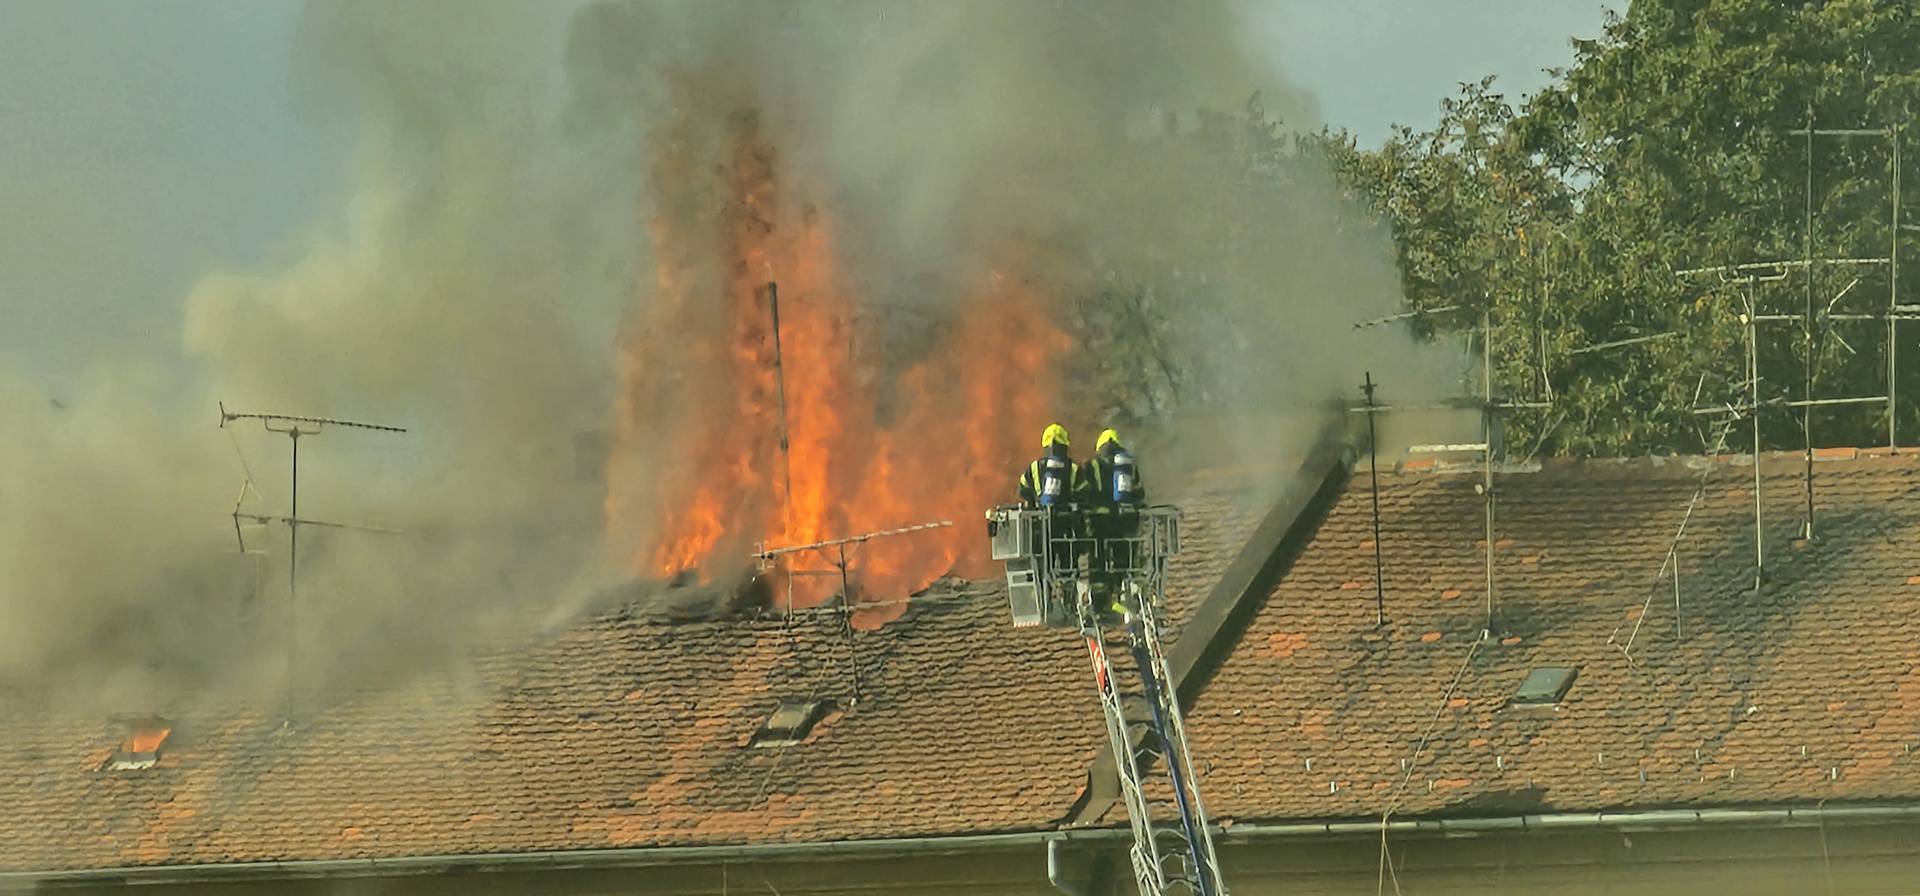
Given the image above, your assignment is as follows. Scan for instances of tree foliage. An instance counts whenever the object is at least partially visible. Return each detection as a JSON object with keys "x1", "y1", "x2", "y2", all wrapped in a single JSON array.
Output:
[{"x1": 1324, "y1": 0, "x2": 1920, "y2": 456}]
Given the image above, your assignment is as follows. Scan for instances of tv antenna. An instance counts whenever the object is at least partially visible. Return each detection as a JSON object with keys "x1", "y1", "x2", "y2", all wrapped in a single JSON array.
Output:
[
  {"x1": 1350, "y1": 306, "x2": 1550, "y2": 633},
  {"x1": 1600, "y1": 114, "x2": 1905, "y2": 662},
  {"x1": 1351, "y1": 249, "x2": 1669, "y2": 631},
  {"x1": 1681, "y1": 114, "x2": 1905, "y2": 539},
  {"x1": 219, "y1": 402, "x2": 407, "y2": 726},
  {"x1": 751, "y1": 519, "x2": 954, "y2": 704}
]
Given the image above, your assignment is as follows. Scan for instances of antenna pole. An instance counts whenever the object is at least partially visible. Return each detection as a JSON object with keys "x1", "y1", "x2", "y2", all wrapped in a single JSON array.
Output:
[
  {"x1": 1347, "y1": 301, "x2": 1568, "y2": 634},
  {"x1": 767, "y1": 280, "x2": 794, "y2": 531},
  {"x1": 1747, "y1": 281, "x2": 1765, "y2": 592},
  {"x1": 1893, "y1": 124, "x2": 1903, "y2": 452},
  {"x1": 837, "y1": 542, "x2": 863, "y2": 704},
  {"x1": 219, "y1": 406, "x2": 406, "y2": 727},
  {"x1": 1536, "y1": 242, "x2": 1551, "y2": 402},
  {"x1": 1803, "y1": 105, "x2": 1817, "y2": 540},
  {"x1": 1363, "y1": 372, "x2": 1385, "y2": 627},
  {"x1": 262, "y1": 421, "x2": 322, "y2": 725},
  {"x1": 1481, "y1": 309, "x2": 1496, "y2": 634},
  {"x1": 289, "y1": 430, "x2": 300, "y2": 725}
]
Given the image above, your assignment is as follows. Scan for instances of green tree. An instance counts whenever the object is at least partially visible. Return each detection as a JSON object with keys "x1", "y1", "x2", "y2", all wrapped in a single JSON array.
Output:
[{"x1": 1329, "y1": 0, "x2": 1920, "y2": 456}]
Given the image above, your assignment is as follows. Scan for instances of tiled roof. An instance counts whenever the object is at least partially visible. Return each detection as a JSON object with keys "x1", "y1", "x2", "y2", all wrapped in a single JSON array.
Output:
[
  {"x1": 1188, "y1": 449, "x2": 1920, "y2": 823},
  {"x1": 0, "y1": 472, "x2": 1272, "y2": 873},
  {"x1": 11, "y1": 449, "x2": 1920, "y2": 874}
]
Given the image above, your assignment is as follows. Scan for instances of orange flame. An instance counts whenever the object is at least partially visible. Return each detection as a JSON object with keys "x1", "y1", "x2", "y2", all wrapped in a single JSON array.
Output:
[
  {"x1": 606, "y1": 117, "x2": 1070, "y2": 626},
  {"x1": 124, "y1": 723, "x2": 171, "y2": 755}
]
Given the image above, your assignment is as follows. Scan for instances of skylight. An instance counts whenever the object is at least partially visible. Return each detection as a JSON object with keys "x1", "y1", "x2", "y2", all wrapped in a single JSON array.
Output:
[
  {"x1": 1509, "y1": 667, "x2": 1578, "y2": 707},
  {"x1": 750, "y1": 700, "x2": 831, "y2": 747},
  {"x1": 104, "y1": 716, "x2": 172, "y2": 771}
]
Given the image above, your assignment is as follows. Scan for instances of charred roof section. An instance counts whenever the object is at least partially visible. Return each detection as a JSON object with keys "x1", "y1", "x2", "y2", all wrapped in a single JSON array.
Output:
[{"x1": 750, "y1": 700, "x2": 832, "y2": 747}]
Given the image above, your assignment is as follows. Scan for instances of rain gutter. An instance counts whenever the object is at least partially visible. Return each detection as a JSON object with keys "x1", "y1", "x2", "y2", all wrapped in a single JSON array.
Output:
[
  {"x1": 1217, "y1": 803, "x2": 1920, "y2": 839},
  {"x1": 10, "y1": 804, "x2": 1920, "y2": 888}
]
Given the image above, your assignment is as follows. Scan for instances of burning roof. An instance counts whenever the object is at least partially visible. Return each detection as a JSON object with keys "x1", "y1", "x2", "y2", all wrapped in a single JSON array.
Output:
[
  {"x1": 10, "y1": 451, "x2": 1920, "y2": 876},
  {"x1": 603, "y1": 112, "x2": 1073, "y2": 626},
  {"x1": 102, "y1": 716, "x2": 171, "y2": 772}
]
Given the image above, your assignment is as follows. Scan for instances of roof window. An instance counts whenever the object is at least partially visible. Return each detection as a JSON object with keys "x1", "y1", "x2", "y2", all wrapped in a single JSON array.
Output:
[
  {"x1": 1509, "y1": 667, "x2": 1578, "y2": 707},
  {"x1": 750, "y1": 700, "x2": 831, "y2": 747},
  {"x1": 104, "y1": 716, "x2": 172, "y2": 771}
]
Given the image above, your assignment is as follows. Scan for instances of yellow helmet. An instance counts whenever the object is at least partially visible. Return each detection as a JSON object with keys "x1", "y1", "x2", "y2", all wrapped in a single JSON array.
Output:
[
  {"x1": 1097, "y1": 428, "x2": 1121, "y2": 451},
  {"x1": 1041, "y1": 423, "x2": 1070, "y2": 448}
]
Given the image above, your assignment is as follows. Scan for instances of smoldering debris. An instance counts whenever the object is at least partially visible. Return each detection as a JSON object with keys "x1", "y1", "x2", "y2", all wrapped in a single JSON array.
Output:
[{"x1": 589, "y1": 576, "x2": 774, "y2": 624}]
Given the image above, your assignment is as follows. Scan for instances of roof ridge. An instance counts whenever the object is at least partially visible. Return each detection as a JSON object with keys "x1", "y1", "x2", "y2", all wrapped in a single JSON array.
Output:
[{"x1": 1372, "y1": 444, "x2": 1920, "y2": 477}]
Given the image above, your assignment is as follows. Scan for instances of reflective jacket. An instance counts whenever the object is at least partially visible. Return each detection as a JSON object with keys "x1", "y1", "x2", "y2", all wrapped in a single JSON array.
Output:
[{"x1": 1018, "y1": 448, "x2": 1082, "y2": 506}]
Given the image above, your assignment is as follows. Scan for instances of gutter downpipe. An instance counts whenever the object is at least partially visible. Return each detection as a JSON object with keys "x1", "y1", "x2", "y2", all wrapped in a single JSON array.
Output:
[
  {"x1": 13, "y1": 804, "x2": 1920, "y2": 889},
  {"x1": 1047, "y1": 837, "x2": 1089, "y2": 896}
]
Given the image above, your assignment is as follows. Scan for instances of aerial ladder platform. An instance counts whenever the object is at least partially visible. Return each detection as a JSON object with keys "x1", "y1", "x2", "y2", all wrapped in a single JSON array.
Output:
[{"x1": 986, "y1": 504, "x2": 1228, "y2": 896}]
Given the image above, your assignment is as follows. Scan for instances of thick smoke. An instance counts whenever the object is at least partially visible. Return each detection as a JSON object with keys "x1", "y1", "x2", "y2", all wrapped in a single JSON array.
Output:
[
  {"x1": 578, "y1": 0, "x2": 1459, "y2": 523},
  {"x1": 1, "y1": 2, "x2": 632, "y2": 712},
  {"x1": 1, "y1": 1, "x2": 1458, "y2": 711}
]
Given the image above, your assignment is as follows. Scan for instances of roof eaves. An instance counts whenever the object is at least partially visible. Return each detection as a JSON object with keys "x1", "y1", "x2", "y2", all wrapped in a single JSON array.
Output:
[
  {"x1": 0, "y1": 831, "x2": 1127, "y2": 890},
  {"x1": 1218, "y1": 801, "x2": 1920, "y2": 840},
  {"x1": 15, "y1": 801, "x2": 1920, "y2": 889}
]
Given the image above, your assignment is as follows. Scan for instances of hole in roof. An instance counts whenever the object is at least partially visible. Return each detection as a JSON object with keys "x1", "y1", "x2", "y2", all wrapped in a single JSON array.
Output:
[
  {"x1": 1509, "y1": 667, "x2": 1578, "y2": 707},
  {"x1": 750, "y1": 699, "x2": 831, "y2": 747},
  {"x1": 103, "y1": 716, "x2": 172, "y2": 771}
]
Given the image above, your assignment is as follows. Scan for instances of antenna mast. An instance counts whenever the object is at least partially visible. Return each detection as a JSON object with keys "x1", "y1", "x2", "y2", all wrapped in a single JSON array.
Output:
[
  {"x1": 752, "y1": 520, "x2": 954, "y2": 704},
  {"x1": 766, "y1": 279, "x2": 795, "y2": 530},
  {"x1": 1360, "y1": 371, "x2": 1385, "y2": 627},
  {"x1": 219, "y1": 403, "x2": 407, "y2": 726},
  {"x1": 1348, "y1": 304, "x2": 1550, "y2": 633}
]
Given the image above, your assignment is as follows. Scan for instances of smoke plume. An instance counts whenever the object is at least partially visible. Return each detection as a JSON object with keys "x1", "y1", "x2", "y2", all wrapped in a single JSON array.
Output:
[
  {"x1": 589, "y1": 0, "x2": 1459, "y2": 593},
  {"x1": 2, "y1": 2, "x2": 631, "y2": 711},
  {"x1": 1, "y1": 0, "x2": 1456, "y2": 710}
]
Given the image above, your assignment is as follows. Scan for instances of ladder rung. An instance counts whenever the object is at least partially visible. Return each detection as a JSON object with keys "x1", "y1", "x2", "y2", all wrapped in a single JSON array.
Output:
[{"x1": 1081, "y1": 579, "x2": 1221, "y2": 896}]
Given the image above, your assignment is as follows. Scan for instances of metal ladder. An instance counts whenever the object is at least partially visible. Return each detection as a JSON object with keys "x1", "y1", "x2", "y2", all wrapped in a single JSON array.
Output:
[
  {"x1": 985, "y1": 504, "x2": 1226, "y2": 895},
  {"x1": 1080, "y1": 578, "x2": 1228, "y2": 896}
]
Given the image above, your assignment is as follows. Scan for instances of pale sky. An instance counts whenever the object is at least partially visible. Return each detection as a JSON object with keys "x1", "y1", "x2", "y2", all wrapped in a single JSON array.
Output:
[
  {"x1": 0, "y1": 1, "x2": 1618, "y2": 387},
  {"x1": 1251, "y1": 0, "x2": 1621, "y2": 144},
  {"x1": 0, "y1": 1, "x2": 342, "y2": 380}
]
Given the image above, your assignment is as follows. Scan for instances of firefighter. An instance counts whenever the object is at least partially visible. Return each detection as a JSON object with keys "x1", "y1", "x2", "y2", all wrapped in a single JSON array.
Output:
[
  {"x1": 1018, "y1": 423, "x2": 1081, "y2": 507},
  {"x1": 1085, "y1": 429, "x2": 1145, "y2": 620},
  {"x1": 1085, "y1": 428, "x2": 1146, "y2": 507},
  {"x1": 1017, "y1": 423, "x2": 1086, "y2": 609}
]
